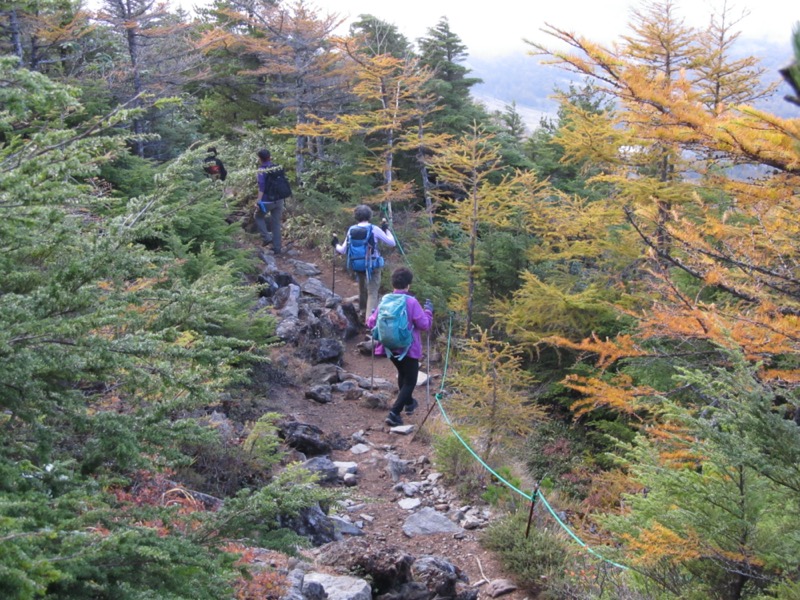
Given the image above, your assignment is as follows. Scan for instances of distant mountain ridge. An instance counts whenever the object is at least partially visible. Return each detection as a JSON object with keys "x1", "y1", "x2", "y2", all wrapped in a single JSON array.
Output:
[{"x1": 467, "y1": 39, "x2": 796, "y2": 132}]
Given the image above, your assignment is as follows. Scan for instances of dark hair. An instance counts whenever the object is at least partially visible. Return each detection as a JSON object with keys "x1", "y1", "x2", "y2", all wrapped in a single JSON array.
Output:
[
  {"x1": 354, "y1": 204, "x2": 372, "y2": 222},
  {"x1": 391, "y1": 267, "x2": 413, "y2": 290},
  {"x1": 257, "y1": 148, "x2": 271, "y2": 161},
  {"x1": 207, "y1": 146, "x2": 217, "y2": 155}
]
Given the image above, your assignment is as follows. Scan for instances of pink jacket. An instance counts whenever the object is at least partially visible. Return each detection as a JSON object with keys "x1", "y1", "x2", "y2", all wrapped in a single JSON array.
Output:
[{"x1": 366, "y1": 291, "x2": 432, "y2": 359}]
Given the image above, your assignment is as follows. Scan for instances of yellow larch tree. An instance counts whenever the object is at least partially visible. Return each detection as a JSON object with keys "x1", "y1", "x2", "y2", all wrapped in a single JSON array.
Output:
[
  {"x1": 447, "y1": 327, "x2": 545, "y2": 461},
  {"x1": 288, "y1": 46, "x2": 445, "y2": 217},
  {"x1": 526, "y1": 2, "x2": 800, "y2": 593},
  {"x1": 426, "y1": 123, "x2": 546, "y2": 335},
  {"x1": 691, "y1": 1, "x2": 777, "y2": 116},
  {"x1": 527, "y1": 0, "x2": 793, "y2": 391}
]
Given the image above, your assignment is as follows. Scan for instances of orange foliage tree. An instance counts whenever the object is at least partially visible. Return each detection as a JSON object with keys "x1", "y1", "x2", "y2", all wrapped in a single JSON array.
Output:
[
  {"x1": 197, "y1": 0, "x2": 347, "y2": 175},
  {"x1": 522, "y1": 1, "x2": 800, "y2": 595}
]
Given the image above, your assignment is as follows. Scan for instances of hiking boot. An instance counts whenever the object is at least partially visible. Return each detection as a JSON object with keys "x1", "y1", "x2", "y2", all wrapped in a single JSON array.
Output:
[
  {"x1": 385, "y1": 412, "x2": 403, "y2": 426},
  {"x1": 405, "y1": 398, "x2": 419, "y2": 415}
]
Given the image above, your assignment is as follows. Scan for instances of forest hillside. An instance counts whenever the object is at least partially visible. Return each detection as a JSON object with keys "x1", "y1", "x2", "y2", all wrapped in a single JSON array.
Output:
[{"x1": 3, "y1": 1, "x2": 800, "y2": 599}]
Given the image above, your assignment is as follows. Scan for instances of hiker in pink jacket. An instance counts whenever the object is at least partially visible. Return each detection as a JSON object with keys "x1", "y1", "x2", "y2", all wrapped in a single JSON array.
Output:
[{"x1": 366, "y1": 267, "x2": 433, "y2": 426}]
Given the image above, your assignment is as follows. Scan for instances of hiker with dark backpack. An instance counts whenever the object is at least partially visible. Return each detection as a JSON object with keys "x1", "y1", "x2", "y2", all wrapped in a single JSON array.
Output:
[
  {"x1": 254, "y1": 148, "x2": 292, "y2": 255},
  {"x1": 332, "y1": 204, "x2": 395, "y2": 322},
  {"x1": 366, "y1": 267, "x2": 433, "y2": 427}
]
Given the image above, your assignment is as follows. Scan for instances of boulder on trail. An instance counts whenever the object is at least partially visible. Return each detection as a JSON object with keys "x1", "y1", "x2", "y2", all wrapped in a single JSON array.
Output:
[{"x1": 279, "y1": 421, "x2": 331, "y2": 456}]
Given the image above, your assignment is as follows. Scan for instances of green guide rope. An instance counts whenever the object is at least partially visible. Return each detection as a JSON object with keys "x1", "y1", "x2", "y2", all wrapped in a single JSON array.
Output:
[{"x1": 432, "y1": 313, "x2": 628, "y2": 571}]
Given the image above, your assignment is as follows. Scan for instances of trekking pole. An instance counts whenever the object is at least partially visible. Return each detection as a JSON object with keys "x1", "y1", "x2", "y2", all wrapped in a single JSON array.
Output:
[
  {"x1": 425, "y1": 329, "x2": 431, "y2": 410},
  {"x1": 411, "y1": 392, "x2": 439, "y2": 441},
  {"x1": 331, "y1": 247, "x2": 336, "y2": 297},
  {"x1": 370, "y1": 343, "x2": 375, "y2": 390},
  {"x1": 330, "y1": 234, "x2": 339, "y2": 298}
]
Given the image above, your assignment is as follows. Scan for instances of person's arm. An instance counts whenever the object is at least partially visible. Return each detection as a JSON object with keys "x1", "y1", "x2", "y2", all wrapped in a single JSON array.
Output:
[
  {"x1": 372, "y1": 227, "x2": 396, "y2": 247},
  {"x1": 256, "y1": 170, "x2": 265, "y2": 202},
  {"x1": 366, "y1": 307, "x2": 379, "y2": 328},
  {"x1": 408, "y1": 297, "x2": 432, "y2": 331},
  {"x1": 335, "y1": 230, "x2": 347, "y2": 255}
]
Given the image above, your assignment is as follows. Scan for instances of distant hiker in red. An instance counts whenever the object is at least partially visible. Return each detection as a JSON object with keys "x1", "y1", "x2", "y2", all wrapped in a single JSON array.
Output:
[
  {"x1": 366, "y1": 267, "x2": 433, "y2": 427},
  {"x1": 203, "y1": 147, "x2": 227, "y2": 181}
]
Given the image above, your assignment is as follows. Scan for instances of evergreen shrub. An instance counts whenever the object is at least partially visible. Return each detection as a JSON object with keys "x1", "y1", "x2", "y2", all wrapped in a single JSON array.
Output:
[
  {"x1": 432, "y1": 433, "x2": 486, "y2": 500},
  {"x1": 481, "y1": 511, "x2": 570, "y2": 594}
]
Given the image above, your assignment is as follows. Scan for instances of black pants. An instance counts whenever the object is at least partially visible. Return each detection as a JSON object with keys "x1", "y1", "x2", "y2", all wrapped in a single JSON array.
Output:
[{"x1": 389, "y1": 355, "x2": 418, "y2": 415}]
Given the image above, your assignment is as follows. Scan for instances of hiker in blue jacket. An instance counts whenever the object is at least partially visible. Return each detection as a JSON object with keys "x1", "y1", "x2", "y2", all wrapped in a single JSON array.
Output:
[
  {"x1": 366, "y1": 267, "x2": 433, "y2": 427},
  {"x1": 333, "y1": 204, "x2": 395, "y2": 321},
  {"x1": 254, "y1": 148, "x2": 283, "y2": 254}
]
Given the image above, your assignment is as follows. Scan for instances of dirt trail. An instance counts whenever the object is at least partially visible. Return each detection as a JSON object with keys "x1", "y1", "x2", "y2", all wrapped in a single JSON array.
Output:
[{"x1": 263, "y1": 241, "x2": 532, "y2": 600}]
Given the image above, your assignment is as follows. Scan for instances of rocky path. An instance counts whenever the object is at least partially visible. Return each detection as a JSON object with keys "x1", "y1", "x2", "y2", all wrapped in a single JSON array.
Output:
[{"x1": 255, "y1": 242, "x2": 531, "y2": 600}]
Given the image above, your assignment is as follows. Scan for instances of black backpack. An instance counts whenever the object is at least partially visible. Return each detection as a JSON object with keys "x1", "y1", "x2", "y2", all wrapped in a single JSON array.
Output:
[
  {"x1": 203, "y1": 148, "x2": 227, "y2": 181},
  {"x1": 261, "y1": 165, "x2": 292, "y2": 202}
]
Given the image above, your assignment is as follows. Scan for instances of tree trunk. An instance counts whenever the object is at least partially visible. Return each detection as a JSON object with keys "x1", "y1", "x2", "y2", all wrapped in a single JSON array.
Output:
[
  {"x1": 9, "y1": 9, "x2": 24, "y2": 65},
  {"x1": 465, "y1": 176, "x2": 478, "y2": 337},
  {"x1": 485, "y1": 354, "x2": 498, "y2": 460},
  {"x1": 417, "y1": 118, "x2": 436, "y2": 237},
  {"x1": 126, "y1": 27, "x2": 144, "y2": 157}
]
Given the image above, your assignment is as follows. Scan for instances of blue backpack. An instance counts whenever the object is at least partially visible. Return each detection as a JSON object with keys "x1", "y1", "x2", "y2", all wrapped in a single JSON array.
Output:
[
  {"x1": 372, "y1": 293, "x2": 413, "y2": 359},
  {"x1": 346, "y1": 224, "x2": 384, "y2": 275}
]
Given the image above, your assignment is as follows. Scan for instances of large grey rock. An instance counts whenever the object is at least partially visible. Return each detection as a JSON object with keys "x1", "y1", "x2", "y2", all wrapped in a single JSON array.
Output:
[
  {"x1": 486, "y1": 578, "x2": 518, "y2": 597},
  {"x1": 376, "y1": 582, "x2": 431, "y2": 600},
  {"x1": 340, "y1": 301, "x2": 362, "y2": 340},
  {"x1": 340, "y1": 372, "x2": 394, "y2": 391},
  {"x1": 331, "y1": 515, "x2": 364, "y2": 538},
  {"x1": 288, "y1": 259, "x2": 322, "y2": 277},
  {"x1": 402, "y1": 507, "x2": 464, "y2": 537},
  {"x1": 278, "y1": 503, "x2": 336, "y2": 546},
  {"x1": 411, "y1": 555, "x2": 469, "y2": 598},
  {"x1": 280, "y1": 421, "x2": 331, "y2": 456},
  {"x1": 386, "y1": 454, "x2": 415, "y2": 482},
  {"x1": 389, "y1": 424, "x2": 415, "y2": 435},
  {"x1": 398, "y1": 498, "x2": 421, "y2": 510},
  {"x1": 333, "y1": 461, "x2": 358, "y2": 478},
  {"x1": 314, "y1": 338, "x2": 344, "y2": 365},
  {"x1": 301, "y1": 277, "x2": 334, "y2": 299},
  {"x1": 275, "y1": 283, "x2": 301, "y2": 318},
  {"x1": 361, "y1": 391, "x2": 390, "y2": 409},
  {"x1": 281, "y1": 568, "x2": 307, "y2": 600},
  {"x1": 334, "y1": 380, "x2": 360, "y2": 394},
  {"x1": 349, "y1": 443, "x2": 371, "y2": 455},
  {"x1": 303, "y1": 573, "x2": 371, "y2": 600},
  {"x1": 301, "y1": 579, "x2": 328, "y2": 600},
  {"x1": 316, "y1": 539, "x2": 414, "y2": 595},
  {"x1": 306, "y1": 384, "x2": 333, "y2": 404},
  {"x1": 204, "y1": 410, "x2": 236, "y2": 443},
  {"x1": 302, "y1": 456, "x2": 339, "y2": 483},
  {"x1": 257, "y1": 273, "x2": 280, "y2": 298},
  {"x1": 275, "y1": 316, "x2": 301, "y2": 342},
  {"x1": 302, "y1": 363, "x2": 340, "y2": 385}
]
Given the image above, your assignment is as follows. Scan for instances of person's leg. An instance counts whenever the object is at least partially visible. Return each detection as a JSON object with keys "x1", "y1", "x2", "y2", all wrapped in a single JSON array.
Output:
[
  {"x1": 269, "y1": 199, "x2": 284, "y2": 253},
  {"x1": 388, "y1": 356, "x2": 418, "y2": 420},
  {"x1": 365, "y1": 267, "x2": 381, "y2": 319},
  {"x1": 254, "y1": 209, "x2": 272, "y2": 244},
  {"x1": 357, "y1": 272, "x2": 368, "y2": 322}
]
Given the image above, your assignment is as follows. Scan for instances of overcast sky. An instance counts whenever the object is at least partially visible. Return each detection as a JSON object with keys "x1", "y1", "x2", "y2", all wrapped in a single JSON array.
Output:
[
  {"x1": 316, "y1": 0, "x2": 794, "y2": 58},
  {"x1": 172, "y1": 0, "x2": 796, "y2": 60}
]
